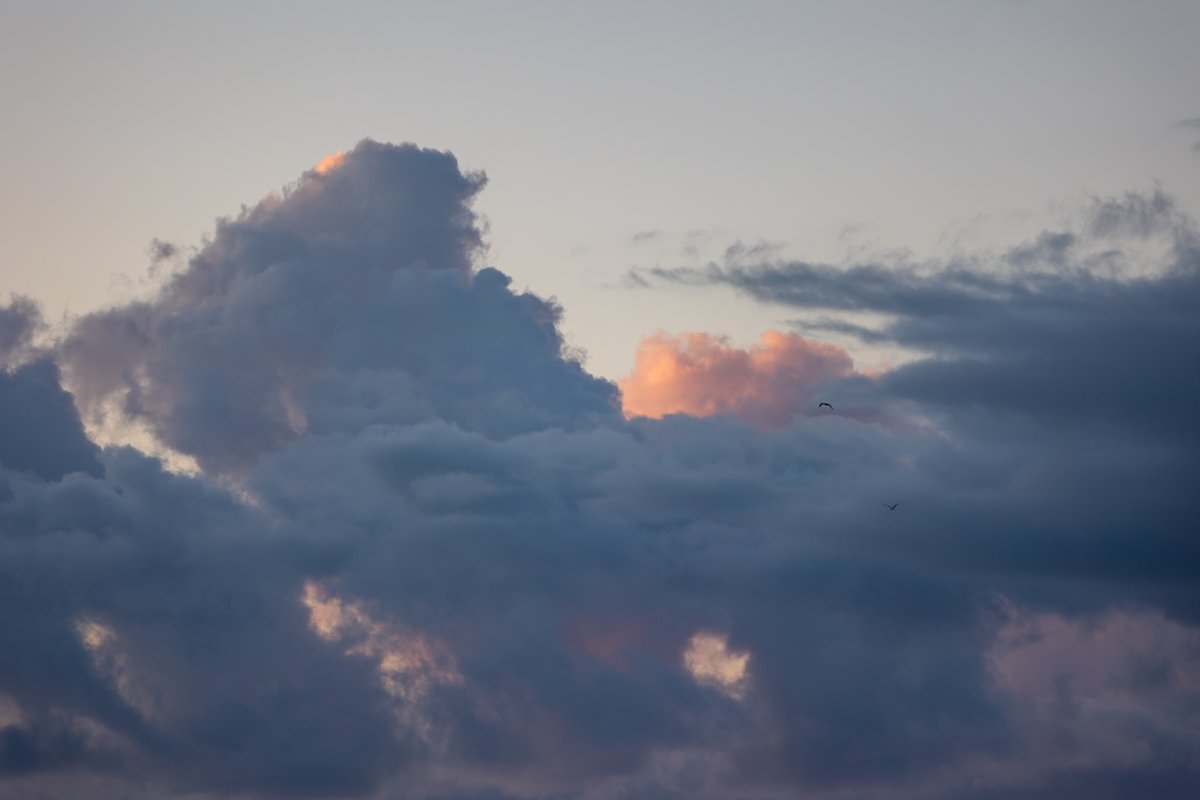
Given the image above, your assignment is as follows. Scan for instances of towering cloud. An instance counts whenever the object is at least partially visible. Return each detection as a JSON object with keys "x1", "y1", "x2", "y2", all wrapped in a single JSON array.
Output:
[
  {"x1": 60, "y1": 141, "x2": 617, "y2": 475},
  {"x1": 2, "y1": 143, "x2": 1198, "y2": 799}
]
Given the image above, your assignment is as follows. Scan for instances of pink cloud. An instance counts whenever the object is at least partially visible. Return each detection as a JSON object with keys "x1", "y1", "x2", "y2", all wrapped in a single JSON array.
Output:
[
  {"x1": 990, "y1": 607, "x2": 1200, "y2": 708},
  {"x1": 986, "y1": 606, "x2": 1200, "y2": 774},
  {"x1": 618, "y1": 330, "x2": 854, "y2": 427}
]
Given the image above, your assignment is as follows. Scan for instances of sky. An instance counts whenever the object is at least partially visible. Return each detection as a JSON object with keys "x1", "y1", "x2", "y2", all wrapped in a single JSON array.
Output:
[
  {"x1": 4, "y1": 0, "x2": 1200, "y2": 379},
  {"x1": 1, "y1": 2, "x2": 1200, "y2": 799}
]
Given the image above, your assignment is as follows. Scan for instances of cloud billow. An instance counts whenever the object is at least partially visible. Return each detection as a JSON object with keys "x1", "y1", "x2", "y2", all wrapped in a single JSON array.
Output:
[
  {"x1": 61, "y1": 141, "x2": 618, "y2": 475},
  {"x1": 2, "y1": 142, "x2": 1199, "y2": 798},
  {"x1": 619, "y1": 330, "x2": 854, "y2": 427}
]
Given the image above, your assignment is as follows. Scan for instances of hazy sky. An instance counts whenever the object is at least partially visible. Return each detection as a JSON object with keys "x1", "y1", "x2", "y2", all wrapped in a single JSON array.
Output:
[
  {"x1": 3, "y1": 4, "x2": 1200, "y2": 800},
  {"x1": 3, "y1": 0, "x2": 1199, "y2": 378}
]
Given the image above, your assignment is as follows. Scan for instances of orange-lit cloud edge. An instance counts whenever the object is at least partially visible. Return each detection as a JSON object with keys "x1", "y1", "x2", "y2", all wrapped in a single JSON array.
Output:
[
  {"x1": 618, "y1": 329, "x2": 858, "y2": 427},
  {"x1": 314, "y1": 150, "x2": 347, "y2": 175}
]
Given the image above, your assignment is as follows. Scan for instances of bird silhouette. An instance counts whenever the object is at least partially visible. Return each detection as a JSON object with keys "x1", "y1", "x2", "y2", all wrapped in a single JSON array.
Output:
[
  {"x1": 883, "y1": 503, "x2": 899, "y2": 511},
  {"x1": 818, "y1": 402, "x2": 833, "y2": 409}
]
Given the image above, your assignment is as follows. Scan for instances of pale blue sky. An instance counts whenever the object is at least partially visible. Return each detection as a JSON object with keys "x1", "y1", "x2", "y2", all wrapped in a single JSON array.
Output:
[{"x1": 3, "y1": 0, "x2": 1198, "y2": 379}]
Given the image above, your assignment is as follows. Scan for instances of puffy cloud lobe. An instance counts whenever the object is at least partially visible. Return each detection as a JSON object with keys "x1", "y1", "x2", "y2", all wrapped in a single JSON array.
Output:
[
  {"x1": 991, "y1": 608, "x2": 1200, "y2": 730},
  {"x1": 968, "y1": 609, "x2": 1200, "y2": 800},
  {"x1": 0, "y1": 442, "x2": 408, "y2": 796},
  {"x1": 60, "y1": 140, "x2": 617, "y2": 474},
  {"x1": 3, "y1": 152, "x2": 1200, "y2": 800},
  {"x1": 618, "y1": 330, "x2": 853, "y2": 426},
  {"x1": 0, "y1": 296, "x2": 41, "y2": 366},
  {"x1": 0, "y1": 359, "x2": 102, "y2": 481}
]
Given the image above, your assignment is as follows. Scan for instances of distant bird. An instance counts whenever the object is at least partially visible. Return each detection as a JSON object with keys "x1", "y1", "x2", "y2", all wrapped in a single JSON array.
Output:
[
  {"x1": 818, "y1": 402, "x2": 833, "y2": 409},
  {"x1": 883, "y1": 503, "x2": 899, "y2": 511}
]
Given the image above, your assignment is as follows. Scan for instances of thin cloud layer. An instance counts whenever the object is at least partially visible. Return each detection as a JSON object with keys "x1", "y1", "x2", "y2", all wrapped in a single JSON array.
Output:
[
  {"x1": 619, "y1": 330, "x2": 853, "y2": 426},
  {"x1": 2, "y1": 144, "x2": 1199, "y2": 799}
]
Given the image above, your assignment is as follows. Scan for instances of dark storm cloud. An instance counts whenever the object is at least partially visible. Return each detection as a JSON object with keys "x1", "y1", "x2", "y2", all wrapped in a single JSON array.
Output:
[
  {"x1": 0, "y1": 441, "x2": 407, "y2": 795},
  {"x1": 246, "y1": 411, "x2": 1017, "y2": 798},
  {"x1": 619, "y1": 190, "x2": 1200, "y2": 794},
  {"x1": 4, "y1": 146, "x2": 1199, "y2": 799}
]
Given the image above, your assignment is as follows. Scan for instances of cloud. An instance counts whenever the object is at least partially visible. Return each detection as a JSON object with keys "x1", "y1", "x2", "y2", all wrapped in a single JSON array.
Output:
[
  {"x1": 0, "y1": 296, "x2": 42, "y2": 366},
  {"x1": 3, "y1": 150, "x2": 1199, "y2": 799},
  {"x1": 637, "y1": 189, "x2": 1200, "y2": 448},
  {"x1": 975, "y1": 608, "x2": 1200, "y2": 799},
  {"x1": 0, "y1": 359, "x2": 102, "y2": 481},
  {"x1": 618, "y1": 330, "x2": 853, "y2": 426},
  {"x1": 1082, "y1": 186, "x2": 1189, "y2": 240},
  {"x1": 1176, "y1": 116, "x2": 1200, "y2": 153},
  {"x1": 313, "y1": 150, "x2": 347, "y2": 175},
  {"x1": 60, "y1": 140, "x2": 618, "y2": 475},
  {"x1": 682, "y1": 632, "x2": 750, "y2": 700},
  {"x1": 147, "y1": 238, "x2": 178, "y2": 264}
]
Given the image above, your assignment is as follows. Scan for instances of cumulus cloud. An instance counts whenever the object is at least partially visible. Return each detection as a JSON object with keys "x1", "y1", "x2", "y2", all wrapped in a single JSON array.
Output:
[
  {"x1": 60, "y1": 141, "x2": 617, "y2": 475},
  {"x1": 619, "y1": 330, "x2": 853, "y2": 426},
  {"x1": 3, "y1": 143, "x2": 1199, "y2": 799},
  {"x1": 0, "y1": 359, "x2": 102, "y2": 481}
]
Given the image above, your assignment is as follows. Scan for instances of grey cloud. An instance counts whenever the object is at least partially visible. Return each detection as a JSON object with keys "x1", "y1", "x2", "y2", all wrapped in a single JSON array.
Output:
[
  {"x1": 1176, "y1": 116, "x2": 1200, "y2": 152},
  {"x1": 0, "y1": 442, "x2": 406, "y2": 796},
  {"x1": 60, "y1": 141, "x2": 617, "y2": 475},
  {"x1": 1083, "y1": 186, "x2": 1188, "y2": 240},
  {"x1": 630, "y1": 230, "x2": 662, "y2": 245},
  {"x1": 0, "y1": 296, "x2": 41, "y2": 365},
  {"x1": 617, "y1": 191, "x2": 1200, "y2": 792},
  {"x1": 4, "y1": 156, "x2": 1200, "y2": 799},
  {"x1": 244, "y1": 412, "x2": 1012, "y2": 796},
  {"x1": 639, "y1": 193, "x2": 1200, "y2": 450},
  {"x1": 0, "y1": 359, "x2": 102, "y2": 480},
  {"x1": 147, "y1": 238, "x2": 177, "y2": 264},
  {"x1": 790, "y1": 315, "x2": 894, "y2": 343},
  {"x1": 1003, "y1": 230, "x2": 1076, "y2": 267}
]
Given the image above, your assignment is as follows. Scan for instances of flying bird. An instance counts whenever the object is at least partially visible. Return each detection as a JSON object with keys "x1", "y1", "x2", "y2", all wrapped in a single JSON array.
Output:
[
  {"x1": 818, "y1": 402, "x2": 833, "y2": 409},
  {"x1": 883, "y1": 503, "x2": 899, "y2": 511}
]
